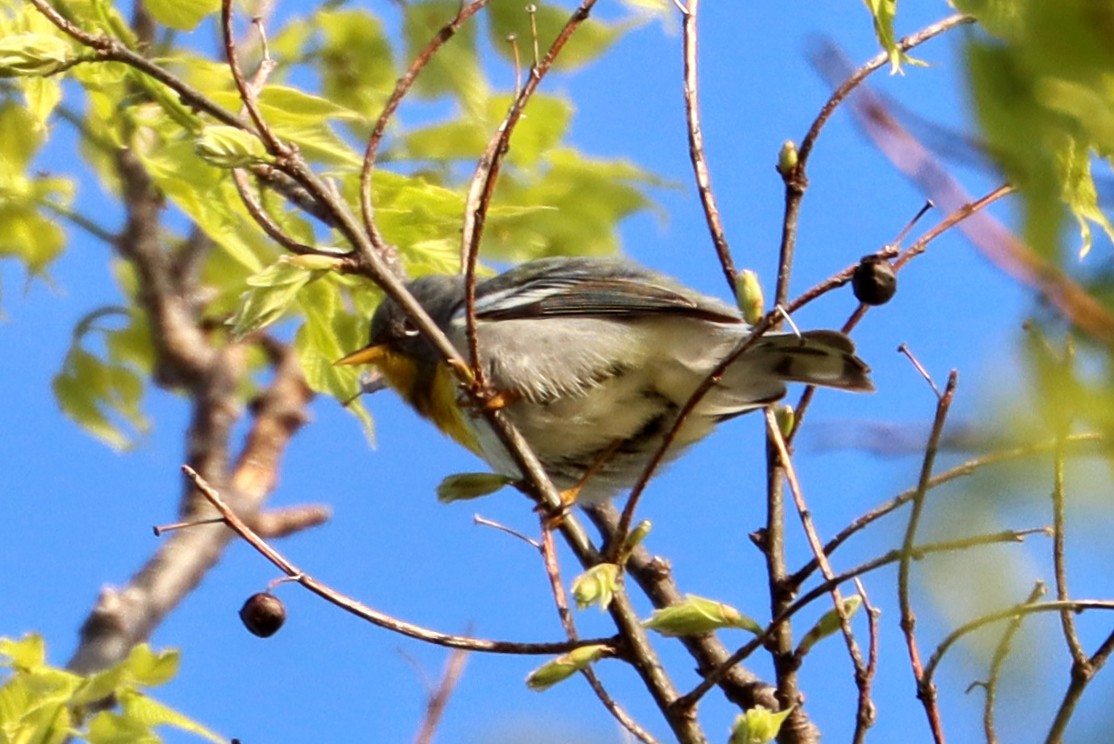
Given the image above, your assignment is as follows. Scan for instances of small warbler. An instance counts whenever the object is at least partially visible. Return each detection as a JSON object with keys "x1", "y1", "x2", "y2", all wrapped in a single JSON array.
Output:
[{"x1": 338, "y1": 256, "x2": 872, "y2": 503}]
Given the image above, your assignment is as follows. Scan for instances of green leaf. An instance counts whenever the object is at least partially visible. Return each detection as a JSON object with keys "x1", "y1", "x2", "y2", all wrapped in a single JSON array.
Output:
[
  {"x1": 0, "y1": 634, "x2": 47, "y2": 670},
  {"x1": 228, "y1": 258, "x2": 325, "y2": 338},
  {"x1": 295, "y1": 276, "x2": 376, "y2": 443},
  {"x1": 122, "y1": 645, "x2": 179, "y2": 689},
  {"x1": 300, "y1": 10, "x2": 397, "y2": 117},
  {"x1": 52, "y1": 310, "x2": 151, "y2": 449},
  {"x1": 119, "y1": 690, "x2": 225, "y2": 743},
  {"x1": 142, "y1": 0, "x2": 220, "y2": 31},
  {"x1": 85, "y1": 709, "x2": 160, "y2": 744},
  {"x1": 860, "y1": 0, "x2": 923, "y2": 72},
  {"x1": 195, "y1": 125, "x2": 271, "y2": 169}
]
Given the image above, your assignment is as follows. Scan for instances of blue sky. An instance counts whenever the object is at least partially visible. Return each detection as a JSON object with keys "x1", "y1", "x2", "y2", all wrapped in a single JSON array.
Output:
[{"x1": 7, "y1": 2, "x2": 1109, "y2": 742}]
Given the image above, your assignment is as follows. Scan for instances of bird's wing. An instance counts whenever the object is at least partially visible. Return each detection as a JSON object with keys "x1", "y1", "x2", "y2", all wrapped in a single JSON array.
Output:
[{"x1": 469, "y1": 257, "x2": 742, "y2": 324}]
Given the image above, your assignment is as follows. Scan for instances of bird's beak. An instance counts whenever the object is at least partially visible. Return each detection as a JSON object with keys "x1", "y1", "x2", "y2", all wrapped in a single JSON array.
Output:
[{"x1": 334, "y1": 344, "x2": 388, "y2": 367}]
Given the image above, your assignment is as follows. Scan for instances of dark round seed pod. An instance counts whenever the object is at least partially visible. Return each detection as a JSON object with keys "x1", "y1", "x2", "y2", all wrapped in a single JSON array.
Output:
[
  {"x1": 239, "y1": 592, "x2": 286, "y2": 637},
  {"x1": 852, "y1": 255, "x2": 897, "y2": 305}
]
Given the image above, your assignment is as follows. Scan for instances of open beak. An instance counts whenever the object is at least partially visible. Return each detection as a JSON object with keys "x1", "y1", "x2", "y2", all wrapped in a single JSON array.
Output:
[{"x1": 334, "y1": 344, "x2": 388, "y2": 367}]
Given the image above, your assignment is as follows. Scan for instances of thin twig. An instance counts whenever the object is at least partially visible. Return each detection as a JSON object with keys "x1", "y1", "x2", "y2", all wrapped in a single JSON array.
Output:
[
  {"x1": 898, "y1": 371, "x2": 958, "y2": 744},
  {"x1": 539, "y1": 527, "x2": 660, "y2": 744},
  {"x1": 674, "y1": 526, "x2": 1048, "y2": 710},
  {"x1": 1046, "y1": 625, "x2": 1114, "y2": 743},
  {"x1": 923, "y1": 599, "x2": 1114, "y2": 685},
  {"x1": 180, "y1": 465, "x2": 611, "y2": 656},
  {"x1": 1049, "y1": 371, "x2": 1087, "y2": 665},
  {"x1": 789, "y1": 431, "x2": 1101, "y2": 588},
  {"x1": 411, "y1": 648, "x2": 469, "y2": 744},
  {"x1": 459, "y1": 0, "x2": 598, "y2": 387},
  {"x1": 852, "y1": 578, "x2": 879, "y2": 744},
  {"x1": 977, "y1": 582, "x2": 1046, "y2": 744},
  {"x1": 766, "y1": 411, "x2": 870, "y2": 735},
  {"x1": 789, "y1": 185, "x2": 1012, "y2": 434},
  {"x1": 221, "y1": 0, "x2": 287, "y2": 156},
  {"x1": 823, "y1": 37, "x2": 1114, "y2": 346},
  {"x1": 680, "y1": 0, "x2": 734, "y2": 290},
  {"x1": 359, "y1": 0, "x2": 490, "y2": 272}
]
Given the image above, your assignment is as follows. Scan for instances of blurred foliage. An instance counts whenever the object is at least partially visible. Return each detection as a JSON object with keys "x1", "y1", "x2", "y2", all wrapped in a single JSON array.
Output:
[
  {"x1": 956, "y1": 0, "x2": 1114, "y2": 259},
  {"x1": 0, "y1": 633, "x2": 223, "y2": 743}
]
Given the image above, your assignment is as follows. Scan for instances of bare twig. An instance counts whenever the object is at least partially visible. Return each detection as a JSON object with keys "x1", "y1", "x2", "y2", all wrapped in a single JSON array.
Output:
[
  {"x1": 459, "y1": 0, "x2": 599, "y2": 386},
  {"x1": 538, "y1": 527, "x2": 659, "y2": 744},
  {"x1": 766, "y1": 411, "x2": 871, "y2": 737},
  {"x1": 674, "y1": 526, "x2": 1049, "y2": 710},
  {"x1": 412, "y1": 648, "x2": 469, "y2": 744},
  {"x1": 898, "y1": 371, "x2": 958, "y2": 744},
  {"x1": 976, "y1": 582, "x2": 1046, "y2": 744},
  {"x1": 923, "y1": 599, "x2": 1114, "y2": 685},
  {"x1": 221, "y1": 0, "x2": 287, "y2": 156},
  {"x1": 852, "y1": 579, "x2": 879, "y2": 744},
  {"x1": 181, "y1": 465, "x2": 612, "y2": 656},
  {"x1": 680, "y1": 0, "x2": 734, "y2": 290},
  {"x1": 791, "y1": 433, "x2": 1101, "y2": 586},
  {"x1": 359, "y1": 0, "x2": 491, "y2": 271}
]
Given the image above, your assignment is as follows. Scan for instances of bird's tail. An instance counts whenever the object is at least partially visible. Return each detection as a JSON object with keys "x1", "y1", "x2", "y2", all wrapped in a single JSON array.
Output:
[
  {"x1": 704, "y1": 330, "x2": 872, "y2": 416},
  {"x1": 754, "y1": 330, "x2": 874, "y2": 391}
]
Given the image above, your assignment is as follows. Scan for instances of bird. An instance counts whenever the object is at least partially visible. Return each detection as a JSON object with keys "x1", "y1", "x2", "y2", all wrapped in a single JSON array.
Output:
[{"x1": 337, "y1": 256, "x2": 872, "y2": 504}]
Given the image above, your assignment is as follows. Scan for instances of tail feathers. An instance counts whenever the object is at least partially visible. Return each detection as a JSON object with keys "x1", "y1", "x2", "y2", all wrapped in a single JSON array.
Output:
[{"x1": 754, "y1": 330, "x2": 874, "y2": 392}]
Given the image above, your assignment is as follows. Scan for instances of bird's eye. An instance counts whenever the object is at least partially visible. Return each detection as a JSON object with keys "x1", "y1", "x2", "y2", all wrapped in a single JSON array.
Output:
[{"x1": 400, "y1": 318, "x2": 420, "y2": 338}]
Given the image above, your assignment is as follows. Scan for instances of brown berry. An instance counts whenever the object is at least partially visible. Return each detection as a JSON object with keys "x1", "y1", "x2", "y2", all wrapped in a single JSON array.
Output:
[
  {"x1": 239, "y1": 592, "x2": 286, "y2": 637},
  {"x1": 852, "y1": 255, "x2": 897, "y2": 305}
]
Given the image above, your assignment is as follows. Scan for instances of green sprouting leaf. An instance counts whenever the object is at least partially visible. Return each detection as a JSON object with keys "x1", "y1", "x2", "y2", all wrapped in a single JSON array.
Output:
[
  {"x1": 729, "y1": 705, "x2": 795, "y2": 744},
  {"x1": 0, "y1": 32, "x2": 74, "y2": 77},
  {"x1": 797, "y1": 595, "x2": 863, "y2": 655},
  {"x1": 487, "y1": 0, "x2": 623, "y2": 71},
  {"x1": 228, "y1": 258, "x2": 326, "y2": 338},
  {"x1": 489, "y1": 94, "x2": 573, "y2": 168},
  {"x1": 483, "y1": 148, "x2": 659, "y2": 262},
  {"x1": 207, "y1": 86, "x2": 368, "y2": 166},
  {"x1": 571, "y1": 563, "x2": 620, "y2": 611},
  {"x1": 643, "y1": 594, "x2": 762, "y2": 637},
  {"x1": 72, "y1": 666, "x2": 128, "y2": 708},
  {"x1": 142, "y1": 0, "x2": 220, "y2": 31},
  {"x1": 525, "y1": 645, "x2": 609, "y2": 691},
  {"x1": 1052, "y1": 135, "x2": 1114, "y2": 257},
  {"x1": 1, "y1": 636, "x2": 214, "y2": 744},
  {"x1": 860, "y1": 0, "x2": 924, "y2": 72},
  {"x1": 0, "y1": 99, "x2": 44, "y2": 170},
  {"x1": 0, "y1": 102, "x2": 71, "y2": 279},
  {"x1": 962, "y1": 0, "x2": 1114, "y2": 260},
  {"x1": 436, "y1": 472, "x2": 511, "y2": 503},
  {"x1": 404, "y1": 0, "x2": 488, "y2": 115}
]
